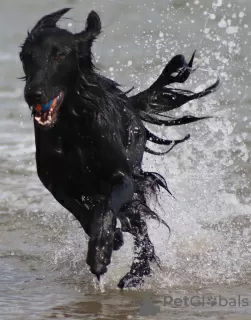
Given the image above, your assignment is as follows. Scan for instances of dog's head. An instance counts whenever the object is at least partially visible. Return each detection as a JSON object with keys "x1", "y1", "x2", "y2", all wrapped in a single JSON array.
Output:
[{"x1": 20, "y1": 8, "x2": 101, "y2": 127}]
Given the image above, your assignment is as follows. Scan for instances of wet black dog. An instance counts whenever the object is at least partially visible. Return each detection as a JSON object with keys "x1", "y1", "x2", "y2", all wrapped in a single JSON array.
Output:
[{"x1": 19, "y1": 8, "x2": 219, "y2": 288}]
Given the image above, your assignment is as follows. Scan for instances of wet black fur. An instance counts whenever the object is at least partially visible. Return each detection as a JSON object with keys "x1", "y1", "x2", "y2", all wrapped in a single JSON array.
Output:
[{"x1": 19, "y1": 8, "x2": 220, "y2": 288}]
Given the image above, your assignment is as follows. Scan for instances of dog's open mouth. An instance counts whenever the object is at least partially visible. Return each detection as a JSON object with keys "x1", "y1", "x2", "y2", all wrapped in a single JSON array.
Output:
[{"x1": 34, "y1": 91, "x2": 64, "y2": 126}]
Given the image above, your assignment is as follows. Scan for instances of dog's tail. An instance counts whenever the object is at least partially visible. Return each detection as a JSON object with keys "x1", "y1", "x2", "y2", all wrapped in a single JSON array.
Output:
[
  {"x1": 130, "y1": 77, "x2": 220, "y2": 116},
  {"x1": 129, "y1": 53, "x2": 220, "y2": 154},
  {"x1": 130, "y1": 52, "x2": 220, "y2": 116}
]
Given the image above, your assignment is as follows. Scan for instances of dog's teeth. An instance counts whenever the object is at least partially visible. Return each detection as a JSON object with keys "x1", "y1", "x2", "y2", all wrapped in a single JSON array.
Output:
[{"x1": 35, "y1": 116, "x2": 41, "y2": 122}]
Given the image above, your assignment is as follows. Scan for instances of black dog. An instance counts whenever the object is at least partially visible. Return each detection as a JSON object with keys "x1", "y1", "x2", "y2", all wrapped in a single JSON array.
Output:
[{"x1": 19, "y1": 8, "x2": 219, "y2": 288}]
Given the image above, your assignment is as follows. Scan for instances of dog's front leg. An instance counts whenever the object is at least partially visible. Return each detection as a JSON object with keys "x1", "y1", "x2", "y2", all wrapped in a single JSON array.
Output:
[{"x1": 87, "y1": 172, "x2": 134, "y2": 279}]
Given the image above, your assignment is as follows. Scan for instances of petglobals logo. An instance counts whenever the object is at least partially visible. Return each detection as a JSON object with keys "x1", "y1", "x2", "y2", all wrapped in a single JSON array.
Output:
[{"x1": 163, "y1": 295, "x2": 250, "y2": 308}]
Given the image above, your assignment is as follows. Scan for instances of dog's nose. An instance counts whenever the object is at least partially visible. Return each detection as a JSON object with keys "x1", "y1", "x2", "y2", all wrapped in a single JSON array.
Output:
[
  {"x1": 26, "y1": 90, "x2": 42, "y2": 99},
  {"x1": 25, "y1": 88, "x2": 43, "y2": 104},
  {"x1": 33, "y1": 90, "x2": 42, "y2": 98}
]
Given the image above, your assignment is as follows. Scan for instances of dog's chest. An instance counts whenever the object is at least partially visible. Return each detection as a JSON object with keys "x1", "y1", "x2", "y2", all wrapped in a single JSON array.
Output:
[{"x1": 35, "y1": 129, "x2": 99, "y2": 194}]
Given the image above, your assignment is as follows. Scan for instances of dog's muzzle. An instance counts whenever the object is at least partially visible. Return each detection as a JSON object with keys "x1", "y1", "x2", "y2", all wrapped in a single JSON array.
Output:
[{"x1": 33, "y1": 91, "x2": 64, "y2": 126}]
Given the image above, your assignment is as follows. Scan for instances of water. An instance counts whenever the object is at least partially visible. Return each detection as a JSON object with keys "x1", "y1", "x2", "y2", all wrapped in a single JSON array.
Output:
[{"x1": 0, "y1": 0, "x2": 250, "y2": 319}]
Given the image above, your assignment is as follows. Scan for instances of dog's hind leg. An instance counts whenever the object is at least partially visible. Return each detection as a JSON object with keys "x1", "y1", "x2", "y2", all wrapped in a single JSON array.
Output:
[
  {"x1": 117, "y1": 203, "x2": 160, "y2": 289},
  {"x1": 86, "y1": 172, "x2": 134, "y2": 280}
]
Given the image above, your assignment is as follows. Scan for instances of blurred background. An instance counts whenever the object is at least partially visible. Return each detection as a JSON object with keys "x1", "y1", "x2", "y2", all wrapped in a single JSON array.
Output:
[{"x1": 0, "y1": 0, "x2": 250, "y2": 319}]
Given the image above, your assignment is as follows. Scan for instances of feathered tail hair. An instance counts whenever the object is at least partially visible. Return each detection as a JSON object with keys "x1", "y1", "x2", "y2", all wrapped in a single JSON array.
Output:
[{"x1": 129, "y1": 52, "x2": 220, "y2": 155}]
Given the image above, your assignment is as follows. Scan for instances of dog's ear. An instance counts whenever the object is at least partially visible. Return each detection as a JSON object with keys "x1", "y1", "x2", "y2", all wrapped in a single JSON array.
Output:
[
  {"x1": 85, "y1": 11, "x2": 101, "y2": 38},
  {"x1": 75, "y1": 11, "x2": 101, "y2": 44},
  {"x1": 31, "y1": 8, "x2": 71, "y2": 32}
]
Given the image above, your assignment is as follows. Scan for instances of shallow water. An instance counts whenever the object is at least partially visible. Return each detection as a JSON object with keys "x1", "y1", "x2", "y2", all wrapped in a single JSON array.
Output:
[{"x1": 0, "y1": 0, "x2": 251, "y2": 319}]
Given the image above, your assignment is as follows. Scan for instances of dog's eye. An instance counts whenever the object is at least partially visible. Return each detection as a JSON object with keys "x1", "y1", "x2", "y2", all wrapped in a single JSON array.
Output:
[{"x1": 54, "y1": 53, "x2": 65, "y2": 61}]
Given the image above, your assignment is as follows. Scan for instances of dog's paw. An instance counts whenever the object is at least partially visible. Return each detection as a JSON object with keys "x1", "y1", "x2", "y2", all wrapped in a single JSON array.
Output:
[
  {"x1": 113, "y1": 228, "x2": 124, "y2": 251},
  {"x1": 117, "y1": 262, "x2": 152, "y2": 289},
  {"x1": 117, "y1": 272, "x2": 144, "y2": 289}
]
